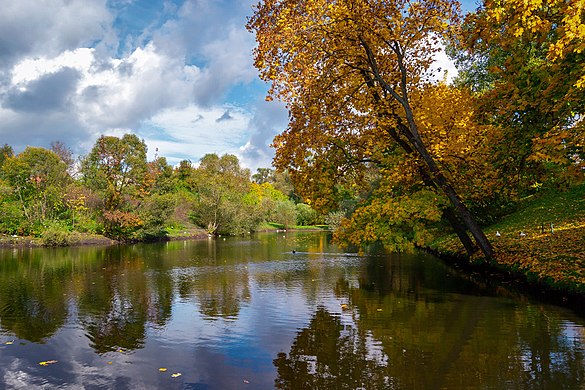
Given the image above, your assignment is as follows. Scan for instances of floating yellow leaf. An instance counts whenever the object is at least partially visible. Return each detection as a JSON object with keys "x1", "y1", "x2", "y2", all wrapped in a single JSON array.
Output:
[
  {"x1": 158, "y1": 368, "x2": 167, "y2": 372},
  {"x1": 5, "y1": 341, "x2": 13, "y2": 345},
  {"x1": 171, "y1": 372, "x2": 182, "y2": 378},
  {"x1": 107, "y1": 362, "x2": 113, "y2": 365},
  {"x1": 39, "y1": 360, "x2": 58, "y2": 366}
]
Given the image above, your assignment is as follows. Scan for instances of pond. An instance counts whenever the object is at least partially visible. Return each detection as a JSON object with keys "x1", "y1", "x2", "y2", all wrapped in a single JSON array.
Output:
[{"x1": 0, "y1": 232, "x2": 583, "y2": 389}]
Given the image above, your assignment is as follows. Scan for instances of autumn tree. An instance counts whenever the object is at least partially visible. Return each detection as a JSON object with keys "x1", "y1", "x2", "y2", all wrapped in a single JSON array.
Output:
[
  {"x1": 456, "y1": 0, "x2": 585, "y2": 194},
  {"x1": 248, "y1": 0, "x2": 495, "y2": 257}
]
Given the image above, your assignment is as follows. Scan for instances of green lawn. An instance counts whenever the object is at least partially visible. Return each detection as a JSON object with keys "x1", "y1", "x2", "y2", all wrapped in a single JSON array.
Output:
[{"x1": 432, "y1": 183, "x2": 585, "y2": 294}]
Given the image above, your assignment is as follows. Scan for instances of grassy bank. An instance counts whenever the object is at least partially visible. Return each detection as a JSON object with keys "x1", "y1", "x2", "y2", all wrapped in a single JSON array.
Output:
[
  {"x1": 431, "y1": 183, "x2": 585, "y2": 295},
  {"x1": 0, "y1": 232, "x2": 116, "y2": 248}
]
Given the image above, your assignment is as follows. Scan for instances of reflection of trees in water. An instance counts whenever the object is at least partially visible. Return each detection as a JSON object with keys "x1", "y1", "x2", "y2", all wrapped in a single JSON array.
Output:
[
  {"x1": 278, "y1": 279, "x2": 584, "y2": 390},
  {"x1": 0, "y1": 265, "x2": 67, "y2": 342},
  {"x1": 334, "y1": 254, "x2": 585, "y2": 389},
  {"x1": 177, "y1": 267, "x2": 250, "y2": 319},
  {"x1": 0, "y1": 245, "x2": 176, "y2": 352},
  {"x1": 77, "y1": 247, "x2": 174, "y2": 353},
  {"x1": 274, "y1": 307, "x2": 392, "y2": 389}
]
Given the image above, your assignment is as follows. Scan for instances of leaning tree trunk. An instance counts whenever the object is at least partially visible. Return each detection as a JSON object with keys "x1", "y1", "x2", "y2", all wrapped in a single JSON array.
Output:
[
  {"x1": 384, "y1": 125, "x2": 477, "y2": 256},
  {"x1": 360, "y1": 38, "x2": 494, "y2": 259},
  {"x1": 362, "y1": 66, "x2": 479, "y2": 258},
  {"x1": 401, "y1": 122, "x2": 494, "y2": 258}
]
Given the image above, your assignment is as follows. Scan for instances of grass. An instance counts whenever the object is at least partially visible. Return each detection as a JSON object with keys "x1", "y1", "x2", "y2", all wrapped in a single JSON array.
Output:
[
  {"x1": 256, "y1": 221, "x2": 329, "y2": 231},
  {"x1": 431, "y1": 183, "x2": 585, "y2": 294},
  {"x1": 165, "y1": 224, "x2": 208, "y2": 239}
]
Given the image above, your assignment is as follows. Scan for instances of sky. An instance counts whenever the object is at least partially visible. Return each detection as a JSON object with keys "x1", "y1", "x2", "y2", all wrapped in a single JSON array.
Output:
[{"x1": 0, "y1": 0, "x2": 479, "y2": 171}]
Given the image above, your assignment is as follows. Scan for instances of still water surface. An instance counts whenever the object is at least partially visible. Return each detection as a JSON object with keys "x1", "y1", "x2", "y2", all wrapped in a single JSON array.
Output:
[{"x1": 0, "y1": 232, "x2": 583, "y2": 389}]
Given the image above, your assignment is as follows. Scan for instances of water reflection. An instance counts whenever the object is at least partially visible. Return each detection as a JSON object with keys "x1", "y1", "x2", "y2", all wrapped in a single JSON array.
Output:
[
  {"x1": 0, "y1": 233, "x2": 582, "y2": 389},
  {"x1": 274, "y1": 307, "x2": 391, "y2": 389},
  {"x1": 327, "y1": 254, "x2": 584, "y2": 389}
]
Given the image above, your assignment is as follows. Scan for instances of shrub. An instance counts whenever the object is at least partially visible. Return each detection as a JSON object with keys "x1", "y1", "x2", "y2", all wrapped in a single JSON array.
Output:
[
  {"x1": 41, "y1": 223, "x2": 72, "y2": 246},
  {"x1": 296, "y1": 203, "x2": 320, "y2": 226},
  {"x1": 102, "y1": 210, "x2": 143, "y2": 241},
  {"x1": 0, "y1": 201, "x2": 25, "y2": 235}
]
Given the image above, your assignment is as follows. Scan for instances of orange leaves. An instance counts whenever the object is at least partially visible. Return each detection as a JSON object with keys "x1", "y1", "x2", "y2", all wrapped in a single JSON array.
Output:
[
  {"x1": 490, "y1": 223, "x2": 585, "y2": 291},
  {"x1": 413, "y1": 83, "x2": 503, "y2": 201}
]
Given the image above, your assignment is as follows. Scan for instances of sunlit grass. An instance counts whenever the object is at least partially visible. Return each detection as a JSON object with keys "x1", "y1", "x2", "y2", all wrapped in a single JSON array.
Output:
[{"x1": 433, "y1": 183, "x2": 585, "y2": 293}]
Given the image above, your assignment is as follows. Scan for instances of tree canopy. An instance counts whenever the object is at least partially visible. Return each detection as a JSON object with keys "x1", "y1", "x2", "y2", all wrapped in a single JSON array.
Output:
[
  {"x1": 0, "y1": 135, "x2": 320, "y2": 242},
  {"x1": 248, "y1": 0, "x2": 497, "y2": 256},
  {"x1": 248, "y1": 0, "x2": 584, "y2": 257}
]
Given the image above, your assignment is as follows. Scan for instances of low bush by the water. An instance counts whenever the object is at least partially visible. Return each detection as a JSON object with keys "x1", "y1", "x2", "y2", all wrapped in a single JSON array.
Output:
[{"x1": 41, "y1": 223, "x2": 73, "y2": 246}]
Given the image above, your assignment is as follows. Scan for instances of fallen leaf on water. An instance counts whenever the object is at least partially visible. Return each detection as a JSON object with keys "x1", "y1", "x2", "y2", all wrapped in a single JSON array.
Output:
[
  {"x1": 5, "y1": 341, "x2": 13, "y2": 345},
  {"x1": 171, "y1": 373, "x2": 182, "y2": 378},
  {"x1": 116, "y1": 348, "x2": 124, "y2": 353},
  {"x1": 39, "y1": 360, "x2": 58, "y2": 366},
  {"x1": 106, "y1": 362, "x2": 113, "y2": 365},
  {"x1": 243, "y1": 379, "x2": 250, "y2": 384},
  {"x1": 158, "y1": 368, "x2": 167, "y2": 372}
]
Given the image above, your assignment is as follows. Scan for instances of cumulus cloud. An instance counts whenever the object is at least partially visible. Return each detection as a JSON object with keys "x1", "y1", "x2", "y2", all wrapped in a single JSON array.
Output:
[
  {"x1": 0, "y1": 0, "x2": 113, "y2": 67},
  {"x1": 240, "y1": 98, "x2": 289, "y2": 170},
  {"x1": 0, "y1": 0, "x2": 289, "y2": 171}
]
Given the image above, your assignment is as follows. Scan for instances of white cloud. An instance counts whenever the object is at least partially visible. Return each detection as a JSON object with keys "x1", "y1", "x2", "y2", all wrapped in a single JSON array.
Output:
[
  {"x1": 0, "y1": 0, "x2": 288, "y2": 172},
  {"x1": 140, "y1": 104, "x2": 253, "y2": 164},
  {"x1": 0, "y1": 0, "x2": 113, "y2": 65}
]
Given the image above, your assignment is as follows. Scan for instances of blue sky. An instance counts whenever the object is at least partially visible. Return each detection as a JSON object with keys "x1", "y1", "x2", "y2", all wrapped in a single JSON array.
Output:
[{"x1": 0, "y1": 0, "x2": 479, "y2": 170}]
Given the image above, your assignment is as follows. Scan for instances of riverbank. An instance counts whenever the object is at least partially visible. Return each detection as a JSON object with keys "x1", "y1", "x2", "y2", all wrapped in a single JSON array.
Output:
[
  {"x1": 0, "y1": 232, "x2": 117, "y2": 248},
  {"x1": 0, "y1": 225, "x2": 327, "y2": 249},
  {"x1": 430, "y1": 183, "x2": 585, "y2": 298},
  {"x1": 0, "y1": 227, "x2": 210, "y2": 249}
]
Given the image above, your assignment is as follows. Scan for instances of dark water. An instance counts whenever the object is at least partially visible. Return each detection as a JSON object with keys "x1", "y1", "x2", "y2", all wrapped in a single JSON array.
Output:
[{"x1": 0, "y1": 232, "x2": 583, "y2": 389}]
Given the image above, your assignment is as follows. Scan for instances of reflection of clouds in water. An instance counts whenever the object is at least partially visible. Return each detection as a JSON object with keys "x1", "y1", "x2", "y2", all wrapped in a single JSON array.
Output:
[
  {"x1": 3, "y1": 360, "x2": 35, "y2": 390},
  {"x1": 0, "y1": 233, "x2": 583, "y2": 389}
]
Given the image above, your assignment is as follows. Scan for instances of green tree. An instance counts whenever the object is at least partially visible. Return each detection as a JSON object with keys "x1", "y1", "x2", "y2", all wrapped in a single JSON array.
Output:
[
  {"x1": 0, "y1": 144, "x2": 14, "y2": 174},
  {"x1": 81, "y1": 134, "x2": 149, "y2": 211},
  {"x1": 189, "y1": 154, "x2": 255, "y2": 235},
  {"x1": 2, "y1": 147, "x2": 70, "y2": 231}
]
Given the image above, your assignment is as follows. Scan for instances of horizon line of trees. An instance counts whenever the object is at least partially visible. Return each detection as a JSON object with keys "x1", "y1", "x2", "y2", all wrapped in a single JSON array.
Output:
[{"x1": 0, "y1": 136, "x2": 325, "y2": 244}]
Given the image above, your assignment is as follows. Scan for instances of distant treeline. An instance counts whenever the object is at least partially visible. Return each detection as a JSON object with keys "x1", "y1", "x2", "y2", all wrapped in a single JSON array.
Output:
[{"x1": 0, "y1": 135, "x2": 326, "y2": 244}]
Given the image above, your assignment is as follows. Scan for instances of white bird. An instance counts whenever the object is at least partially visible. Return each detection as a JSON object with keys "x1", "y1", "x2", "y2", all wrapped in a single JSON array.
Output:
[
  {"x1": 520, "y1": 231, "x2": 527, "y2": 237},
  {"x1": 495, "y1": 231, "x2": 501, "y2": 237}
]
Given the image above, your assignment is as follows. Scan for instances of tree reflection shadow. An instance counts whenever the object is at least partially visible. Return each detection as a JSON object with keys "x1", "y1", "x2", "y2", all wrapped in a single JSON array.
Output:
[{"x1": 274, "y1": 307, "x2": 392, "y2": 389}]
